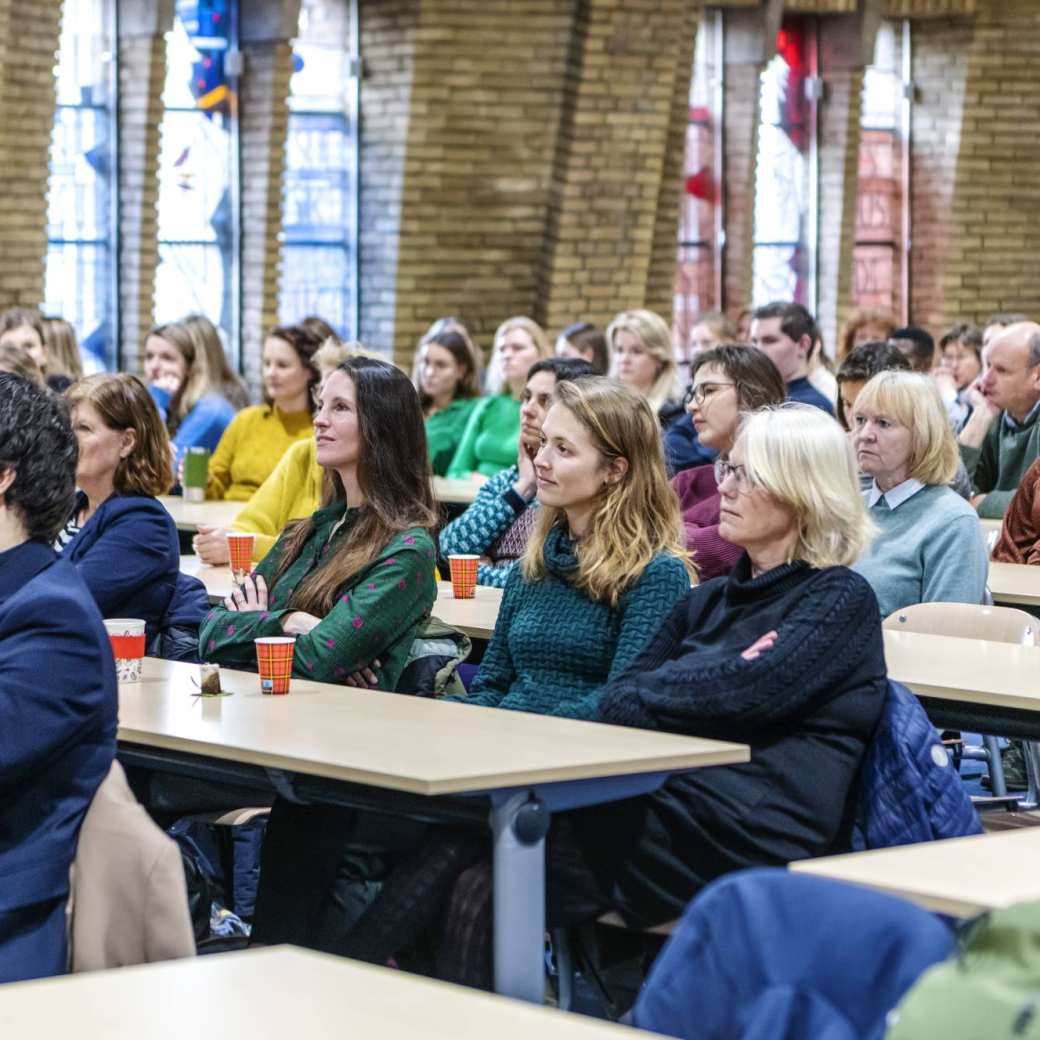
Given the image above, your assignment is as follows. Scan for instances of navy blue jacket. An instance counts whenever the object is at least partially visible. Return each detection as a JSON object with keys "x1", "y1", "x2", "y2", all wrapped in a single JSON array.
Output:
[
  {"x1": 663, "y1": 413, "x2": 717, "y2": 476},
  {"x1": 786, "y1": 376, "x2": 834, "y2": 415},
  {"x1": 60, "y1": 494, "x2": 180, "y2": 642},
  {"x1": 0, "y1": 541, "x2": 116, "y2": 979},
  {"x1": 852, "y1": 681, "x2": 982, "y2": 849}
]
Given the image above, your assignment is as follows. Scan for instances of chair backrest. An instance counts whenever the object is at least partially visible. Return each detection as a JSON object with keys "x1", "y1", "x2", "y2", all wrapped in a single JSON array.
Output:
[{"x1": 883, "y1": 602, "x2": 1036, "y2": 646}]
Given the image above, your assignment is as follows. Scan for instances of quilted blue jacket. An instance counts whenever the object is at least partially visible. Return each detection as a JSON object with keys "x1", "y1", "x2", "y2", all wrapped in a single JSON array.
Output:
[{"x1": 852, "y1": 680, "x2": 982, "y2": 850}]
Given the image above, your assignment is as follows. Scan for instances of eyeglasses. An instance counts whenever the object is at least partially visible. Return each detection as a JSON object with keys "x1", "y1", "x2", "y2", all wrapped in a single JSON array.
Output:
[
  {"x1": 714, "y1": 458, "x2": 755, "y2": 494},
  {"x1": 683, "y1": 381, "x2": 737, "y2": 408}
]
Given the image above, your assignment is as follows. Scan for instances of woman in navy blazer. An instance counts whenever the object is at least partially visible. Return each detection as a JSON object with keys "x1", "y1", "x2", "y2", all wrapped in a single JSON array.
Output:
[
  {"x1": 0, "y1": 373, "x2": 117, "y2": 982},
  {"x1": 60, "y1": 374, "x2": 193, "y2": 643}
]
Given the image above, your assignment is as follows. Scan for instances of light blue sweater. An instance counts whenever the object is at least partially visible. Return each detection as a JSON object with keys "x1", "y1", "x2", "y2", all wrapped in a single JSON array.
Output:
[{"x1": 852, "y1": 481, "x2": 989, "y2": 620}]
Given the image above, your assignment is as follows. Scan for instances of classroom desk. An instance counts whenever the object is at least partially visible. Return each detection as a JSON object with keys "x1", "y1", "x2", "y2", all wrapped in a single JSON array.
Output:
[
  {"x1": 0, "y1": 946, "x2": 658, "y2": 1040},
  {"x1": 432, "y1": 581, "x2": 502, "y2": 640},
  {"x1": 884, "y1": 628, "x2": 1040, "y2": 739},
  {"x1": 432, "y1": 475, "x2": 485, "y2": 505},
  {"x1": 980, "y1": 517, "x2": 1002, "y2": 537},
  {"x1": 988, "y1": 561, "x2": 1040, "y2": 608},
  {"x1": 179, "y1": 562, "x2": 504, "y2": 640},
  {"x1": 158, "y1": 496, "x2": 243, "y2": 533},
  {"x1": 118, "y1": 658, "x2": 748, "y2": 1003},
  {"x1": 791, "y1": 828, "x2": 1040, "y2": 917}
]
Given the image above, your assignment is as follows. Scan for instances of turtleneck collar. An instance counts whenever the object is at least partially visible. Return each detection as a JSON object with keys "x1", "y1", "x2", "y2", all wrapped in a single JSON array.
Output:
[
  {"x1": 724, "y1": 553, "x2": 813, "y2": 603},
  {"x1": 543, "y1": 523, "x2": 580, "y2": 579}
]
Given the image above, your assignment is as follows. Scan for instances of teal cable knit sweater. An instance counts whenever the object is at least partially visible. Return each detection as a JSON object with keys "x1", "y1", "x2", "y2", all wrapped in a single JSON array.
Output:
[{"x1": 449, "y1": 524, "x2": 691, "y2": 720}]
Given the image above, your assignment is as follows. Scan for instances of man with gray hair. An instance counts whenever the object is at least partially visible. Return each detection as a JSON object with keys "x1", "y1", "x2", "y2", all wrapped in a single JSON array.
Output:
[{"x1": 958, "y1": 320, "x2": 1040, "y2": 518}]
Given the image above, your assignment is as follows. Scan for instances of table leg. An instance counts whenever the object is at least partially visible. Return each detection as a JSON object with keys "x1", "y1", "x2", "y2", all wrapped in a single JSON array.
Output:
[{"x1": 491, "y1": 792, "x2": 550, "y2": 1003}]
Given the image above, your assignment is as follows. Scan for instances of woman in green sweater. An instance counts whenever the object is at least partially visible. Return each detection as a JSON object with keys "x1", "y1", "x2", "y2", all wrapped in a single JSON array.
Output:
[
  {"x1": 305, "y1": 377, "x2": 695, "y2": 961},
  {"x1": 199, "y1": 356, "x2": 438, "y2": 690},
  {"x1": 413, "y1": 329, "x2": 482, "y2": 476},
  {"x1": 445, "y1": 316, "x2": 552, "y2": 479}
]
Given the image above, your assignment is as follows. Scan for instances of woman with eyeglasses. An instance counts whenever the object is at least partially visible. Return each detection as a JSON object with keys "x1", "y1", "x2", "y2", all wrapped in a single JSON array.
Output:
[{"x1": 672, "y1": 345, "x2": 785, "y2": 580}]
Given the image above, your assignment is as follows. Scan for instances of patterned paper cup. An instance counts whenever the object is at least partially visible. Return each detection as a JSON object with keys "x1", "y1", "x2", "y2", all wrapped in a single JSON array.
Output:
[
  {"x1": 255, "y1": 636, "x2": 296, "y2": 695},
  {"x1": 226, "y1": 532, "x2": 255, "y2": 582},
  {"x1": 448, "y1": 554, "x2": 479, "y2": 599},
  {"x1": 104, "y1": 618, "x2": 147, "y2": 683}
]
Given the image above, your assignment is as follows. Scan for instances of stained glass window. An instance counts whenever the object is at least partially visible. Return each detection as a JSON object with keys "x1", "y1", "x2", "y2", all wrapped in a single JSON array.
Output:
[
  {"x1": 673, "y1": 21, "x2": 719, "y2": 353},
  {"x1": 853, "y1": 21, "x2": 903, "y2": 316},
  {"x1": 45, "y1": 0, "x2": 116, "y2": 369},
  {"x1": 279, "y1": 0, "x2": 357, "y2": 339},
  {"x1": 155, "y1": 0, "x2": 238, "y2": 350},
  {"x1": 752, "y1": 20, "x2": 813, "y2": 308}
]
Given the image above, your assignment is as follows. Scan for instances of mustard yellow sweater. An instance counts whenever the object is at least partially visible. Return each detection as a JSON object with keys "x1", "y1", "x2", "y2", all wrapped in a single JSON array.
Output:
[
  {"x1": 206, "y1": 404, "x2": 313, "y2": 502},
  {"x1": 230, "y1": 438, "x2": 323, "y2": 561}
]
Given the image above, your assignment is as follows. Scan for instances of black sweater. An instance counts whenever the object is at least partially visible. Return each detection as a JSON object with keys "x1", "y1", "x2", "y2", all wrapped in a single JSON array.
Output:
[{"x1": 572, "y1": 556, "x2": 886, "y2": 927}]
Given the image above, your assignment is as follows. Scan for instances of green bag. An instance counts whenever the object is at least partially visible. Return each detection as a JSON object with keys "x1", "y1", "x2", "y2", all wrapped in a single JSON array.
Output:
[{"x1": 885, "y1": 900, "x2": 1040, "y2": 1039}]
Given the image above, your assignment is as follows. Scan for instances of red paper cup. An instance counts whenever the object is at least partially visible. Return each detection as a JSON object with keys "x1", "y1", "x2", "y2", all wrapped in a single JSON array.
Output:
[
  {"x1": 255, "y1": 636, "x2": 296, "y2": 695},
  {"x1": 226, "y1": 532, "x2": 255, "y2": 582},
  {"x1": 104, "y1": 618, "x2": 146, "y2": 682},
  {"x1": 448, "y1": 554, "x2": 479, "y2": 599}
]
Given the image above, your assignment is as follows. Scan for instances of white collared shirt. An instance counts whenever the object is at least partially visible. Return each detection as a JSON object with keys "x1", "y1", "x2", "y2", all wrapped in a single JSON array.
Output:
[{"x1": 865, "y1": 477, "x2": 926, "y2": 510}]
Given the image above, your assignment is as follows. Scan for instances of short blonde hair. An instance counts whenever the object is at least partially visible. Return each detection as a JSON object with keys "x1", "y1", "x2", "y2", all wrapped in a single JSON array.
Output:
[
  {"x1": 522, "y1": 377, "x2": 694, "y2": 605},
  {"x1": 852, "y1": 371, "x2": 958, "y2": 486},
  {"x1": 739, "y1": 404, "x2": 875, "y2": 569},
  {"x1": 486, "y1": 316, "x2": 552, "y2": 394},
  {"x1": 606, "y1": 309, "x2": 681, "y2": 412}
]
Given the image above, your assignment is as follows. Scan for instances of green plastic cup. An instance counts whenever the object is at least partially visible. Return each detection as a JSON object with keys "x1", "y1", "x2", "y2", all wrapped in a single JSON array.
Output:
[{"x1": 182, "y1": 447, "x2": 210, "y2": 503}]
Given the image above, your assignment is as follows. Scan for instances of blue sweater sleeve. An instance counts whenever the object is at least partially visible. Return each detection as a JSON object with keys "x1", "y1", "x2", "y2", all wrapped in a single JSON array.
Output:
[
  {"x1": 920, "y1": 514, "x2": 989, "y2": 606},
  {"x1": 439, "y1": 467, "x2": 523, "y2": 554},
  {"x1": 172, "y1": 396, "x2": 237, "y2": 463}
]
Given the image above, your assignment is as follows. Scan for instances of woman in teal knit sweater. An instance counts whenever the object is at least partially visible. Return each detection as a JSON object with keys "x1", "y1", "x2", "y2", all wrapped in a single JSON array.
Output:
[
  {"x1": 311, "y1": 376, "x2": 695, "y2": 962},
  {"x1": 445, "y1": 316, "x2": 552, "y2": 479}
]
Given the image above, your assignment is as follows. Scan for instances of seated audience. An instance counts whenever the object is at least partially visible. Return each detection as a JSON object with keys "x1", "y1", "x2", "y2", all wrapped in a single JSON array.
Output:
[
  {"x1": 807, "y1": 331, "x2": 838, "y2": 405},
  {"x1": 608, "y1": 310, "x2": 684, "y2": 431},
  {"x1": 665, "y1": 310, "x2": 737, "y2": 475},
  {"x1": 982, "y1": 311, "x2": 1029, "y2": 350},
  {"x1": 41, "y1": 317, "x2": 85, "y2": 392},
  {"x1": 59, "y1": 374, "x2": 207, "y2": 645},
  {"x1": 888, "y1": 325, "x2": 935, "y2": 373},
  {"x1": 414, "y1": 329, "x2": 482, "y2": 475},
  {"x1": 750, "y1": 302, "x2": 834, "y2": 414},
  {"x1": 446, "y1": 317, "x2": 550, "y2": 479},
  {"x1": 734, "y1": 307, "x2": 753, "y2": 342},
  {"x1": 934, "y1": 322, "x2": 983, "y2": 430},
  {"x1": 439, "y1": 356, "x2": 594, "y2": 587},
  {"x1": 851, "y1": 372, "x2": 988, "y2": 619},
  {"x1": 993, "y1": 456, "x2": 1040, "y2": 564},
  {"x1": 192, "y1": 339, "x2": 352, "y2": 565},
  {"x1": 0, "y1": 341, "x2": 44, "y2": 385},
  {"x1": 958, "y1": 320, "x2": 1040, "y2": 518},
  {"x1": 672, "y1": 344, "x2": 785, "y2": 580},
  {"x1": 838, "y1": 306, "x2": 897, "y2": 360},
  {"x1": 200, "y1": 356, "x2": 438, "y2": 689},
  {"x1": 0, "y1": 307, "x2": 48, "y2": 378},
  {"x1": 204, "y1": 323, "x2": 323, "y2": 501},
  {"x1": 0, "y1": 373, "x2": 116, "y2": 983},
  {"x1": 555, "y1": 321, "x2": 609, "y2": 375},
  {"x1": 284, "y1": 377, "x2": 694, "y2": 959},
  {"x1": 144, "y1": 314, "x2": 249, "y2": 464}
]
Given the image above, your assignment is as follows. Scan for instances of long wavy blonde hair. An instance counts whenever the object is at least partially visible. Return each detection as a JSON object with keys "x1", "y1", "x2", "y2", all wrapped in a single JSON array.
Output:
[
  {"x1": 606, "y1": 309, "x2": 681, "y2": 413},
  {"x1": 521, "y1": 378, "x2": 694, "y2": 606}
]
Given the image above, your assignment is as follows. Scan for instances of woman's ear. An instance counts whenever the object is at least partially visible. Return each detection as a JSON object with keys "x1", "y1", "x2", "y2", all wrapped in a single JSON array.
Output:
[
  {"x1": 605, "y1": 456, "x2": 629, "y2": 487},
  {"x1": 0, "y1": 466, "x2": 15, "y2": 498},
  {"x1": 119, "y1": 428, "x2": 137, "y2": 460}
]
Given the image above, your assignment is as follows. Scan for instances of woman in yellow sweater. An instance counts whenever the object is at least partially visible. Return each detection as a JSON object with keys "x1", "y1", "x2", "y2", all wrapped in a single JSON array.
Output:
[
  {"x1": 193, "y1": 339, "x2": 350, "y2": 564},
  {"x1": 204, "y1": 323, "x2": 325, "y2": 501}
]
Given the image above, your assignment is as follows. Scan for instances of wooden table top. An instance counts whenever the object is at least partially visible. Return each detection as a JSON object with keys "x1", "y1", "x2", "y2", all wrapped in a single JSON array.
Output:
[
  {"x1": 432, "y1": 475, "x2": 485, "y2": 505},
  {"x1": 180, "y1": 554, "x2": 234, "y2": 601},
  {"x1": 883, "y1": 629, "x2": 1040, "y2": 712},
  {"x1": 159, "y1": 496, "x2": 243, "y2": 533},
  {"x1": 988, "y1": 560, "x2": 1040, "y2": 607},
  {"x1": 0, "y1": 947, "x2": 661, "y2": 1040},
  {"x1": 432, "y1": 581, "x2": 502, "y2": 639},
  {"x1": 791, "y1": 828, "x2": 1040, "y2": 917},
  {"x1": 118, "y1": 659, "x2": 748, "y2": 797}
]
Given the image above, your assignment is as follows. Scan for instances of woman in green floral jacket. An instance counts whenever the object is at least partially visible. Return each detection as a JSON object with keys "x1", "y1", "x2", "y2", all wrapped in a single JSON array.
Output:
[{"x1": 199, "y1": 356, "x2": 438, "y2": 691}]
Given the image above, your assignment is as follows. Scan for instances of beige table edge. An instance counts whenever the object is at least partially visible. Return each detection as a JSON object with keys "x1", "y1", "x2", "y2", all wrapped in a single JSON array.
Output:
[
  {"x1": 0, "y1": 946, "x2": 664, "y2": 1039},
  {"x1": 119, "y1": 660, "x2": 748, "y2": 798},
  {"x1": 988, "y1": 560, "x2": 1040, "y2": 607},
  {"x1": 791, "y1": 828, "x2": 1040, "y2": 917}
]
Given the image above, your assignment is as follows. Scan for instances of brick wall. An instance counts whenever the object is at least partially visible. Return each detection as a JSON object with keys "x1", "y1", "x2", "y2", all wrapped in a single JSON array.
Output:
[{"x1": 0, "y1": 0, "x2": 62, "y2": 312}]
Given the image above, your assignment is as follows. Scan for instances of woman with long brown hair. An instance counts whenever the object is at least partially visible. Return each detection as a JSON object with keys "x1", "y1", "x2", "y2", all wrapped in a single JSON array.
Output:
[{"x1": 199, "y1": 355, "x2": 439, "y2": 689}]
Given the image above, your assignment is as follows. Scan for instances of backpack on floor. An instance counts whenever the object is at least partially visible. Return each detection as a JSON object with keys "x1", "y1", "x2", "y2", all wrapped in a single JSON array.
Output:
[{"x1": 885, "y1": 900, "x2": 1040, "y2": 1039}]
